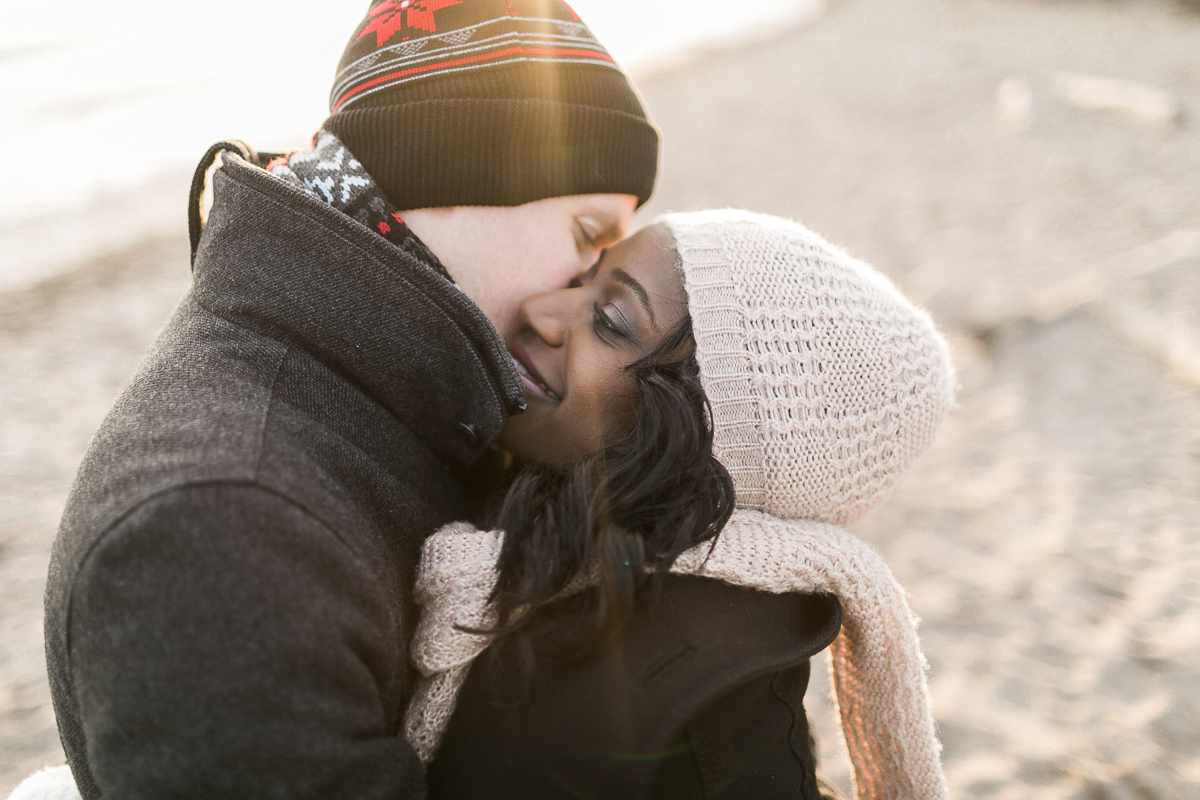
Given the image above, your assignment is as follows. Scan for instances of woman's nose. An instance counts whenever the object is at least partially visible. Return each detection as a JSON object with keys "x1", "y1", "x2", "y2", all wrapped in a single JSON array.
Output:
[{"x1": 517, "y1": 288, "x2": 582, "y2": 348}]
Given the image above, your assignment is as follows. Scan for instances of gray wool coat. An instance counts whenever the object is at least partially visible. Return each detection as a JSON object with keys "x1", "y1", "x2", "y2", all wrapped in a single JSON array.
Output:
[{"x1": 43, "y1": 145, "x2": 525, "y2": 800}]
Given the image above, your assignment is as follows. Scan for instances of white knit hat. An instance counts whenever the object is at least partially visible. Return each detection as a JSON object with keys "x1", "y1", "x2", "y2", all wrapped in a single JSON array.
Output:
[{"x1": 661, "y1": 209, "x2": 955, "y2": 524}]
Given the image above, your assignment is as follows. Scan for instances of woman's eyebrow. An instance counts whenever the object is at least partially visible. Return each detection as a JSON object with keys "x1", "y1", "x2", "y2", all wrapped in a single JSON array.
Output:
[{"x1": 612, "y1": 268, "x2": 656, "y2": 328}]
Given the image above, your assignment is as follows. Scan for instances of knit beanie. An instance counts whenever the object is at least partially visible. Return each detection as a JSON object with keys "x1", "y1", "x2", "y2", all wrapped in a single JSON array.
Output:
[
  {"x1": 661, "y1": 209, "x2": 955, "y2": 525},
  {"x1": 323, "y1": 0, "x2": 659, "y2": 210}
]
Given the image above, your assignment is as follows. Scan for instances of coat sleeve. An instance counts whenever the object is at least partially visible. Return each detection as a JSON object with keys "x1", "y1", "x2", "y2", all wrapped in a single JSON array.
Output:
[{"x1": 65, "y1": 483, "x2": 425, "y2": 800}]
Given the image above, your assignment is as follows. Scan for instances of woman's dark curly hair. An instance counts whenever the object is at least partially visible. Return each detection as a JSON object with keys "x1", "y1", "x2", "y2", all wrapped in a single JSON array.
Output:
[{"x1": 485, "y1": 315, "x2": 737, "y2": 654}]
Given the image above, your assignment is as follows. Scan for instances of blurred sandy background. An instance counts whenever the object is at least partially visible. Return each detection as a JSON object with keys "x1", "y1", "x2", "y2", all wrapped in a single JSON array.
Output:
[{"x1": 2, "y1": 0, "x2": 1199, "y2": 797}]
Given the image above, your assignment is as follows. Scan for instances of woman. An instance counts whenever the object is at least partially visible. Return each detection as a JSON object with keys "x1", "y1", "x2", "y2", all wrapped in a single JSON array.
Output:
[{"x1": 406, "y1": 210, "x2": 956, "y2": 800}]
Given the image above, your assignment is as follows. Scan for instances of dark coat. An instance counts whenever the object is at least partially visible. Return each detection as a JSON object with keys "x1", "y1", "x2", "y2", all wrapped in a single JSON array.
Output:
[
  {"x1": 43, "y1": 143, "x2": 525, "y2": 800},
  {"x1": 428, "y1": 576, "x2": 843, "y2": 800}
]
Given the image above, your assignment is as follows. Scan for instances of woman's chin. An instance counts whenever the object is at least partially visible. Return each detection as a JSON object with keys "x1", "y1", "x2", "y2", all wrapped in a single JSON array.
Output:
[
  {"x1": 499, "y1": 416, "x2": 596, "y2": 470},
  {"x1": 497, "y1": 418, "x2": 544, "y2": 467}
]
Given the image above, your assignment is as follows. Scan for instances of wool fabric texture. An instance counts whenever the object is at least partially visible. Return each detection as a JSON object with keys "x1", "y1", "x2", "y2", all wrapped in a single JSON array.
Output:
[
  {"x1": 6, "y1": 766, "x2": 82, "y2": 800},
  {"x1": 266, "y1": 130, "x2": 455, "y2": 284},
  {"x1": 404, "y1": 210, "x2": 955, "y2": 800},
  {"x1": 662, "y1": 209, "x2": 955, "y2": 526},
  {"x1": 39, "y1": 149, "x2": 520, "y2": 800},
  {"x1": 324, "y1": 0, "x2": 659, "y2": 209}
]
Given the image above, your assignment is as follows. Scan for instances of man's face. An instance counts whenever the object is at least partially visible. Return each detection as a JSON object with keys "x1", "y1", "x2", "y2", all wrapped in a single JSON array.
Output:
[{"x1": 400, "y1": 194, "x2": 637, "y2": 341}]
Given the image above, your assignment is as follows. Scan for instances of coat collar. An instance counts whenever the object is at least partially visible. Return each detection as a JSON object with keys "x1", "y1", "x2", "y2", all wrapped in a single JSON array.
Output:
[{"x1": 192, "y1": 149, "x2": 524, "y2": 465}]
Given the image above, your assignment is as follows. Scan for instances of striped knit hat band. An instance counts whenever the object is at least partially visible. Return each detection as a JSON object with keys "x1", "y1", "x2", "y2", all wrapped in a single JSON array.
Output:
[
  {"x1": 325, "y1": 0, "x2": 659, "y2": 209},
  {"x1": 330, "y1": 1, "x2": 621, "y2": 113}
]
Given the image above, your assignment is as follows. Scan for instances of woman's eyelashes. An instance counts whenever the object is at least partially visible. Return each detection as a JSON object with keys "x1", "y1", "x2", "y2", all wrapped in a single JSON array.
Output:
[
  {"x1": 592, "y1": 302, "x2": 631, "y2": 343},
  {"x1": 565, "y1": 254, "x2": 636, "y2": 344}
]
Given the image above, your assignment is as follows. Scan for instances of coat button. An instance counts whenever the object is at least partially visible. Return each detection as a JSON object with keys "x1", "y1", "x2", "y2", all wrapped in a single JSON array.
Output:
[{"x1": 454, "y1": 422, "x2": 479, "y2": 448}]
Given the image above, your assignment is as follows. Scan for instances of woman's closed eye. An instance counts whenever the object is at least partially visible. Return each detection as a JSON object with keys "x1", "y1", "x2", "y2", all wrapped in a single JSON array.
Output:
[{"x1": 593, "y1": 302, "x2": 630, "y2": 342}]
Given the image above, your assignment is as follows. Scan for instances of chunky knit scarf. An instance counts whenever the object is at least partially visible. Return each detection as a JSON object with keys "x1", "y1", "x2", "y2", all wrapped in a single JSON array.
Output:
[
  {"x1": 404, "y1": 509, "x2": 947, "y2": 800},
  {"x1": 266, "y1": 130, "x2": 454, "y2": 284}
]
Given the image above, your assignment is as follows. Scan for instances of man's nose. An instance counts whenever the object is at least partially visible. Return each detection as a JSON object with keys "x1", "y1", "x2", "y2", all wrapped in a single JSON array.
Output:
[{"x1": 579, "y1": 245, "x2": 603, "y2": 274}]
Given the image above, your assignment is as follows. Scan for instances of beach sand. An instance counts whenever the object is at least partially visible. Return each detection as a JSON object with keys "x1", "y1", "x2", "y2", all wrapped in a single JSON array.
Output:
[{"x1": 2, "y1": 0, "x2": 1198, "y2": 796}]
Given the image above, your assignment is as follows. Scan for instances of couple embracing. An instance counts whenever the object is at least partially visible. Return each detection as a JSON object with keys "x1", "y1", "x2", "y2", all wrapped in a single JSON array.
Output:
[{"x1": 30, "y1": 2, "x2": 954, "y2": 799}]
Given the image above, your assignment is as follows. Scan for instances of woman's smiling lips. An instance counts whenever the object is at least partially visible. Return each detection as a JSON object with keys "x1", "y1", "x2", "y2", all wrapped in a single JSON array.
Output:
[{"x1": 509, "y1": 341, "x2": 562, "y2": 403}]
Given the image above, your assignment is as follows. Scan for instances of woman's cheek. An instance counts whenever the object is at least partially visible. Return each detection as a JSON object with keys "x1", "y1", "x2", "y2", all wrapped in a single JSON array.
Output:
[{"x1": 589, "y1": 372, "x2": 639, "y2": 442}]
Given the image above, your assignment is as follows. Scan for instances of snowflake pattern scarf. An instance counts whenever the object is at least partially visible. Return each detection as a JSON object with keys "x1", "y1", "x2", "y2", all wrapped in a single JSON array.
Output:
[{"x1": 267, "y1": 130, "x2": 454, "y2": 284}]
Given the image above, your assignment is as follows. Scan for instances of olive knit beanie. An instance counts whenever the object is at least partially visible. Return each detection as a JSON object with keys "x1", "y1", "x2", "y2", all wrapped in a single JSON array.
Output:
[{"x1": 324, "y1": 0, "x2": 659, "y2": 210}]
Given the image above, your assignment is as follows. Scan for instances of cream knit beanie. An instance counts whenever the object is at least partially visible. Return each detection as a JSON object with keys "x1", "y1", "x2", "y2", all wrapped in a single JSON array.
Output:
[{"x1": 662, "y1": 209, "x2": 955, "y2": 525}]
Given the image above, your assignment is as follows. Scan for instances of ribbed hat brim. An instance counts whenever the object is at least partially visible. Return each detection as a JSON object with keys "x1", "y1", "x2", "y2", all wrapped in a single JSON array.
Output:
[{"x1": 326, "y1": 98, "x2": 658, "y2": 209}]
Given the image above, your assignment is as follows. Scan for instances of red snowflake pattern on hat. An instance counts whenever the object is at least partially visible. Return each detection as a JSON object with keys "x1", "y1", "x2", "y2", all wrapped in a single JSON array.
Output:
[{"x1": 359, "y1": 0, "x2": 464, "y2": 47}]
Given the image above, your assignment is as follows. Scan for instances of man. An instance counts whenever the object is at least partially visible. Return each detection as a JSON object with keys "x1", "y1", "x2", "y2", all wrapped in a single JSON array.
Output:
[{"x1": 43, "y1": 1, "x2": 657, "y2": 797}]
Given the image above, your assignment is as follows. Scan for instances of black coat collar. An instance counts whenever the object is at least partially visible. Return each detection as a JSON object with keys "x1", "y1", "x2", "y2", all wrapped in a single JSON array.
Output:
[{"x1": 191, "y1": 149, "x2": 524, "y2": 465}]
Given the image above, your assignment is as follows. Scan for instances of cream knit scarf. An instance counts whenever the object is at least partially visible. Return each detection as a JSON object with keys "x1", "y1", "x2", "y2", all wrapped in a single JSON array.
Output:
[{"x1": 403, "y1": 508, "x2": 948, "y2": 800}]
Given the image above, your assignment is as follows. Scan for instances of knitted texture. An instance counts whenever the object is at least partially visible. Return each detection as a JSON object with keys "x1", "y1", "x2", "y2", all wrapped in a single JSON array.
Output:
[
  {"x1": 404, "y1": 512, "x2": 947, "y2": 800},
  {"x1": 323, "y1": 0, "x2": 660, "y2": 209},
  {"x1": 661, "y1": 210, "x2": 955, "y2": 526},
  {"x1": 266, "y1": 130, "x2": 455, "y2": 283},
  {"x1": 403, "y1": 523, "x2": 503, "y2": 762},
  {"x1": 5, "y1": 766, "x2": 82, "y2": 800}
]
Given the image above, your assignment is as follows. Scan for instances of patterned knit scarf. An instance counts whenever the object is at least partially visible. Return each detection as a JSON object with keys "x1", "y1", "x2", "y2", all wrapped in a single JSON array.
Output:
[
  {"x1": 267, "y1": 130, "x2": 454, "y2": 284},
  {"x1": 404, "y1": 511, "x2": 948, "y2": 800}
]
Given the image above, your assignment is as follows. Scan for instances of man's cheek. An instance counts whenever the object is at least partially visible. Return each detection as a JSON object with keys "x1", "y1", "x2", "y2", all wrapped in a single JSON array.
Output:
[
  {"x1": 525, "y1": 262, "x2": 573, "y2": 297},
  {"x1": 495, "y1": 301, "x2": 521, "y2": 342}
]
